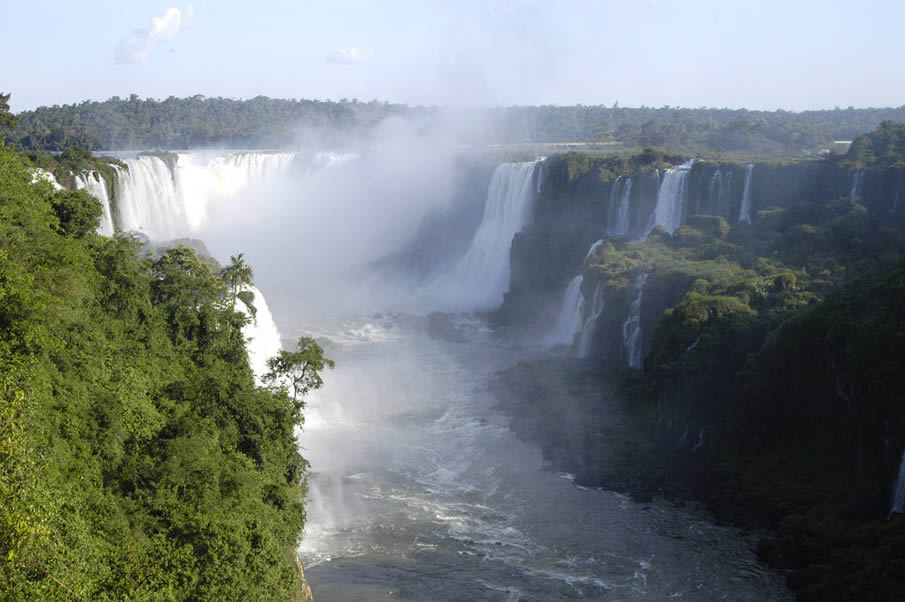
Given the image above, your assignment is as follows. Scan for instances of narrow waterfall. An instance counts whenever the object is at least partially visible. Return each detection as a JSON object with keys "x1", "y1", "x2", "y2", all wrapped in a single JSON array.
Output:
[
  {"x1": 112, "y1": 151, "x2": 300, "y2": 240},
  {"x1": 576, "y1": 282, "x2": 604, "y2": 358},
  {"x1": 606, "y1": 176, "x2": 633, "y2": 238},
  {"x1": 708, "y1": 167, "x2": 723, "y2": 217},
  {"x1": 548, "y1": 239, "x2": 603, "y2": 347},
  {"x1": 75, "y1": 171, "x2": 114, "y2": 236},
  {"x1": 642, "y1": 160, "x2": 694, "y2": 239},
  {"x1": 238, "y1": 284, "x2": 284, "y2": 383},
  {"x1": 536, "y1": 163, "x2": 544, "y2": 194},
  {"x1": 738, "y1": 164, "x2": 754, "y2": 223},
  {"x1": 850, "y1": 169, "x2": 865, "y2": 200},
  {"x1": 622, "y1": 273, "x2": 648, "y2": 370},
  {"x1": 450, "y1": 159, "x2": 542, "y2": 309},
  {"x1": 548, "y1": 275, "x2": 584, "y2": 345},
  {"x1": 891, "y1": 446, "x2": 905, "y2": 515}
]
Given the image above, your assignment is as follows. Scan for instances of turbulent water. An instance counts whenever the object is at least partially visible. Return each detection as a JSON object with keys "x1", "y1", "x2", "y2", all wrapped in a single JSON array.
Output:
[{"x1": 290, "y1": 313, "x2": 791, "y2": 601}]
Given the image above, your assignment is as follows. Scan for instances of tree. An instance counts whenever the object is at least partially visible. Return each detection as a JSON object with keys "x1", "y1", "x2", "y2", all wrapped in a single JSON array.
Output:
[
  {"x1": 0, "y1": 92, "x2": 18, "y2": 140},
  {"x1": 219, "y1": 252, "x2": 255, "y2": 316},
  {"x1": 264, "y1": 337, "x2": 334, "y2": 401}
]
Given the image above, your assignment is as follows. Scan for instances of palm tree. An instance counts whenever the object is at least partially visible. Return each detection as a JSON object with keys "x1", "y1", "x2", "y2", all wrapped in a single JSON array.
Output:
[{"x1": 219, "y1": 253, "x2": 254, "y2": 315}]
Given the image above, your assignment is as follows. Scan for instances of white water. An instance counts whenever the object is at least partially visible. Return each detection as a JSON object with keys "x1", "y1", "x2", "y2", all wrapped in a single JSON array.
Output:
[
  {"x1": 30, "y1": 168, "x2": 63, "y2": 190},
  {"x1": 548, "y1": 275, "x2": 584, "y2": 346},
  {"x1": 623, "y1": 273, "x2": 648, "y2": 370},
  {"x1": 738, "y1": 164, "x2": 755, "y2": 223},
  {"x1": 606, "y1": 176, "x2": 633, "y2": 238},
  {"x1": 113, "y1": 152, "x2": 300, "y2": 240},
  {"x1": 444, "y1": 159, "x2": 541, "y2": 309},
  {"x1": 576, "y1": 282, "x2": 604, "y2": 358},
  {"x1": 238, "y1": 284, "x2": 284, "y2": 383},
  {"x1": 74, "y1": 171, "x2": 115, "y2": 236},
  {"x1": 643, "y1": 160, "x2": 694, "y2": 238}
]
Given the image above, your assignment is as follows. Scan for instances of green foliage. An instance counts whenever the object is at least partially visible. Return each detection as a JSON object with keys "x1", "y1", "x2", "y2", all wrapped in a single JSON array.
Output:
[
  {"x1": 0, "y1": 143, "x2": 315, "y2": 598},
  {"x1": 264, "y1": 337, "x2": 335, "y2": 401},
  {"x1": 845, "y1": 120, "x2": 905, "y2": 168}
]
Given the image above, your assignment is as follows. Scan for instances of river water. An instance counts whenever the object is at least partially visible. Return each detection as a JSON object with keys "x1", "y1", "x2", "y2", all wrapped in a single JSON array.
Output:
[{"x1": 285, "y1": 312, "x2": 791, "y2": 601}]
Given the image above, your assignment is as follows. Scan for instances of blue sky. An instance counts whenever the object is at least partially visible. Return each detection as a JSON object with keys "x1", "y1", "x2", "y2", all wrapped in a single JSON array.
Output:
[{"x1": 4, "y1": 0, "x2": 904, "y2": 112}]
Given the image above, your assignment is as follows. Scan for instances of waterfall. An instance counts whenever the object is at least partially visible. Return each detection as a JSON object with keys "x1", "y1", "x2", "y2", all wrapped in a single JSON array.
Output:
[
  {"x1": 850, "y1": 169, "x2": 865, "y2": 200},
  {"x1": 576, "y1": 282, "x2": 604, "y2": 358},
  {"x1": 31, "y1": 168, "x2": 63, "y2": 190},
  {"x1": 606, "y1": 176, "x2": 633, "y2": 238},
  {"x1": 738, "y1": 164, "x2": 754, "y2": 223},
  {"x1": 622, "y1": 273, "x2": 647, "y2": 370},
  {"x1": 450, "y1": 159, "x2": 542, "y2": 309},
  {"x1": 891, "y1": 446, "x2": 905, "y2": 515},
  {"x1": 536, "y1": 163, "x2": 544, "y2": 194},
  {"x1": 74, "y1": 171, "x2": 115, "y2": 236},
  {"x1": 548, "y1": 275, "x2": 584, "y2": 346},
  {"x1": 708, "y1": 167, "x2": 723, "y2": 217},
  {"x1": 238, "y1": 285, "x2": 284, "y2": 383},
  {"x1": 642, "y1": 160, "x2": 694, "y2": 239},
  {"x1": 548, "y1": 239, "x2": 603, "y2": 348},
  {"x1": 112, "y1": 151, "x2": 300, "y2": 240}
]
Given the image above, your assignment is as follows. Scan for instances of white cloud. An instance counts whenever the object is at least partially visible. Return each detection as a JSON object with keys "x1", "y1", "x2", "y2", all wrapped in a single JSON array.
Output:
[
  {"x1": 326, "y1": 47, "x2": 374, "y2": 65},
  {"x1": 116, "y1": 5, "x2": 194, "y2": 65}
]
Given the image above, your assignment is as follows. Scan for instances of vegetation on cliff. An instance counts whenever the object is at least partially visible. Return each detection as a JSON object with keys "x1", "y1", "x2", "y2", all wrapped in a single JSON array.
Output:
[
  {"x1": 496, "y1": 124, "x2": 905, "y2": 598},
  {"x1": 0, "y1": 139, "x2": 321, "y2": 599}
]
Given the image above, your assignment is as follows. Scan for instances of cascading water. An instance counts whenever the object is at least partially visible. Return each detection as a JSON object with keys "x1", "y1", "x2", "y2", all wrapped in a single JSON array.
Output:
[
  {"x1": 113, "y1": 151, "x2": 301, "y2": 240},
  {"x1": 708, "y1": 167, "x2": 723, "y2": 217},
  {"x1": 738, "y1": 164, "x2": 755, "y2": 223},
  {"x1": 74, "y1": 171, "x2": 114, "y2": 236},
  {"x1": 548, "y1": 239, "x2": 603, "y2": 348},
  {"x1": 447, "y1": 159, "x2": 542, "y2": 309},
  {"x1": 548, "y1": 275, "x2": 584, "y2": 346},
  {"x1": 606, "y1": 176, "x2": 633, "y2": 238},
  {"x1": 31, "y1": 168, "x2": 63, "y2": 190},
  {"x1": 238, "y1": 284, "x2": 284, "y2": 383},
  {"x1": 623, "y1": 273, "x2": 648, "y2": 370},
  {"x1": 642, "y1": 160, "x2": 694, "y2": 239},
  {"x1": 576, "y1": 282, "x2": 604, "y2": 358}
]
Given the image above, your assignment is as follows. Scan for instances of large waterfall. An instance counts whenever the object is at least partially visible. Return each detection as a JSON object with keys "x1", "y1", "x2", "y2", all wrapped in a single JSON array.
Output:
[
  {"x1": 447, "y1": 159, "x2": 542, "y2": 309},
  {"x1": 112, "y1": 152, "x2": 299, "y2": 240},
  {"x1": 606, "y1": 176, "x2": 633, "y2": 238},
  {"x1": 74, "y1": 171, "x2": 114, "y2": 236},
  {"x1": 643, "y1": 160, "x2": 694, "y2": 238},
  {"x1": 738, "y1": 164, "x2": 755, "y2": 223},
  {"x1": 623, "y1": 273, "x2": 648, "y2": 369}
]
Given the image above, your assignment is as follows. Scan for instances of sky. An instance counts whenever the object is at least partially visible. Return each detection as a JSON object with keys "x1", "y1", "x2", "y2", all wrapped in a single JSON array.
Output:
[{"x1": 3, "y1": 0, "x2": 904, "y2": 113}]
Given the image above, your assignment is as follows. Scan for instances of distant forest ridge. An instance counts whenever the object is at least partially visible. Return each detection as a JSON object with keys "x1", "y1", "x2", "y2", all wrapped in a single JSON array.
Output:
[{"x1": 9, "y1": 94, "x2": 905, "y2": 154}]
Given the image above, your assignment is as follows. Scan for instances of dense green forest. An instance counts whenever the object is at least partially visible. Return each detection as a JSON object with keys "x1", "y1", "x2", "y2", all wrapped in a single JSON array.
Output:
[
  {"x1": 8, "y1": 93, "x2": 905, "y2": 153},
  {"x1": 0, "y1": 115, "x2": 325, "y2": 597}
]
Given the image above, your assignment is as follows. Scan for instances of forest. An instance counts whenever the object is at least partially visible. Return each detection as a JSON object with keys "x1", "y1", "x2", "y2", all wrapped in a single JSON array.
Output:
[
  {"x1": 0, "y1": 98, "x2": 326, "y2": 599},
  {"x1": 8, "y1": 93, "x2": 905, "y2": 154}
]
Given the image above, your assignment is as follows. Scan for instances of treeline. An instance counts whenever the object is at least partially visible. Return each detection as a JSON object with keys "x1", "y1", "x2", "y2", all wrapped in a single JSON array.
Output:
[
  {"x1": 9, "y1": 94, "x2": 905, "y2": 153},
  {"x1": 0, "y1": 134, "x2": 326, "y2": 597}
]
